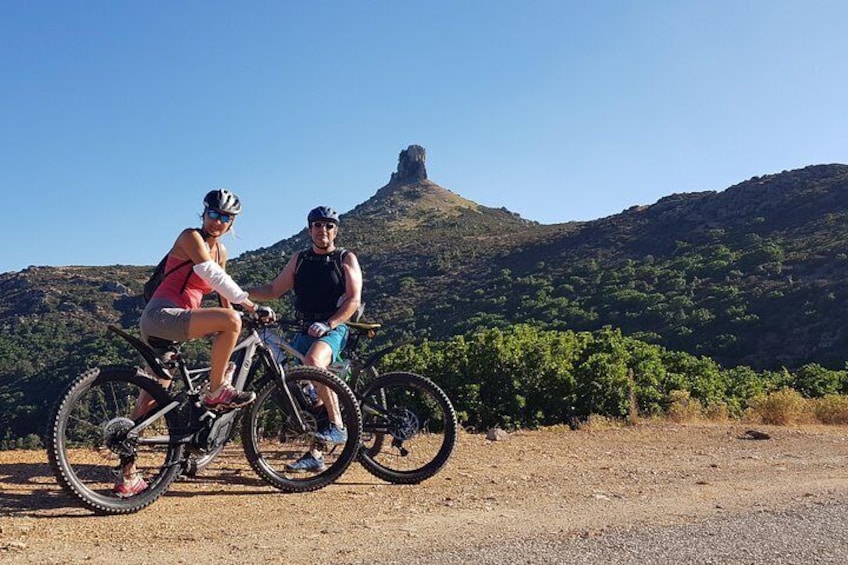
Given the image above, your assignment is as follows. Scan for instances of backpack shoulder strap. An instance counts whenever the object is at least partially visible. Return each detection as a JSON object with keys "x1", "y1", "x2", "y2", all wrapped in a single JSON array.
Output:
[
  {"x1": 334, "y1": 248, "x2": 348, "y2": 272},
  {"x1": 334, "y1": 248, "x2": 348, "y2": 291},
  {"x1": 162, "y1": 257, "x2": 192, "y2": 278},
  {"x1": 173, "y1": 228, "x2": 215, "y2": 292},
  {"x1": 162, "y1": 228, "x2": 203, "y2": 277},
  {"x1": 294, "y1": 249, "x2": 312, "y2": 275},
  {"x1": 177, "y1": 261, "x2": 194, "y2": 294}
]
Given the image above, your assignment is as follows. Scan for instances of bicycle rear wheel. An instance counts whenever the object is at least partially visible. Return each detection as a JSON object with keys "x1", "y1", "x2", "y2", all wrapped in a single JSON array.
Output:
[
  {"x1": 46, "y1": 366, "x2": 184, "y2": 514},
  {"x1": 241, "y1": 366, "x2": 362, "y2": 492},
  {"x1": 357, "y1": 371, "x2": 457, "y2": 484}
]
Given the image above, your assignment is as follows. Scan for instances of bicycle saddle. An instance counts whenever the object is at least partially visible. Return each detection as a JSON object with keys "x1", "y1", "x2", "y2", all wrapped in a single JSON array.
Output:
[
  {"x1": 146, "y1": 336, "x2": 181, "y2": 356},
  {"x1": 347, "y1": 321, "x2": 381, "y2": 331}
]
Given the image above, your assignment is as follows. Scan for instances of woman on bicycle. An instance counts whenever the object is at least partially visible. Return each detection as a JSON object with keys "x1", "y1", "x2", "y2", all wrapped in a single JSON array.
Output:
[{"x1": 118, "y1": 189, "x2": 258, "y2": 496}]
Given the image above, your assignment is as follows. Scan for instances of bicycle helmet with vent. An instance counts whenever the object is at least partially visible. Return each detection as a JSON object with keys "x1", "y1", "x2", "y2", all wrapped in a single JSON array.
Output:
[
  {"x1": 307, "y1": 206, "x2": 339, "y2": 225},
  {"x1": 204, "y1": 189, "x2": 242, "y2": 215}
]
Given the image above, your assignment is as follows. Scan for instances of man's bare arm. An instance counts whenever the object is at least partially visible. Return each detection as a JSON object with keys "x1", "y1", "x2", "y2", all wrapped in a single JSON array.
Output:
[
  {"x1": 327, "y1": 252, "x2": 363, "y2": 329},
  {"x1": 247, "y1": 253, "x2": 298, "y2": 301}
]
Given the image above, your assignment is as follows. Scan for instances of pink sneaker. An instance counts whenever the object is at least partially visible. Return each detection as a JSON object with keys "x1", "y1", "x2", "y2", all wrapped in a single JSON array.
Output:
[
  {"x1": 114, "y1": 474, "x2": 148, "y2": 498},
  {"x1": 204, "y1": 384, "x2": 256, "y2": 410}
]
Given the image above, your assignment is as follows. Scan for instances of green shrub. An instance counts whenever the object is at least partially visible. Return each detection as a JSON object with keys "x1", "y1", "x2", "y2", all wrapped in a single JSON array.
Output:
[{"x1": 791, "y1": 363, "x2": 845, "y2": 398}]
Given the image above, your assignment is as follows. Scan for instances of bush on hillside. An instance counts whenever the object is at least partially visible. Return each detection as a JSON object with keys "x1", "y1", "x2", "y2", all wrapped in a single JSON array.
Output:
[{"x1": 745, "y1": 388, "x2": 812, "y2": 425}]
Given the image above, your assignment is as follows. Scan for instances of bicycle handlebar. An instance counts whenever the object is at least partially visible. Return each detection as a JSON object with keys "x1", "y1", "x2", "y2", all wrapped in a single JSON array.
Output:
[
  {"x1": 237, "y1": 304, "x2": 383, "y2": 336},
  {"x1": 233, "y1": 305, "x2": 281, "y2": 330}
]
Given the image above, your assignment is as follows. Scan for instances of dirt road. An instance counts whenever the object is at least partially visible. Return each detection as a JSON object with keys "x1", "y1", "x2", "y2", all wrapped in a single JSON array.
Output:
[{"x1": 2, "y1": 423, "x2": 847, "y2": 564}]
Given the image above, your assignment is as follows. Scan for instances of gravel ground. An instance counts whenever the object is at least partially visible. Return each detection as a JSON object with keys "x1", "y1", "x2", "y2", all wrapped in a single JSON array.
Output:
[
  {"x1": 1, "y1": 423, "x2": 847, "y2": 564},
  {"x1": 364, "y1": 501, "x2": 848, "y2": 564}
]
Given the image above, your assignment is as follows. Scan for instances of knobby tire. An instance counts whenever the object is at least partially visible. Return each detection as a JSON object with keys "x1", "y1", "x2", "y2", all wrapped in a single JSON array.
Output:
[
  {"x1": 357, "y1": 371, "x2": 457, "y2": 484},
  {"x1": 241, "y1": 365, "x2": 362, "y2": 492},
  {"x1": 46, "y1": 366, "x2": 184, "y2": 515}
]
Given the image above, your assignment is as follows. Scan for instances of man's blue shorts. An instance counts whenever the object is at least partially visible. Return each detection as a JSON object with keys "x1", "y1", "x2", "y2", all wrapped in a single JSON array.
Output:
[{"x1": 291, "y1": 324, "x2": 349, "y2": 363}]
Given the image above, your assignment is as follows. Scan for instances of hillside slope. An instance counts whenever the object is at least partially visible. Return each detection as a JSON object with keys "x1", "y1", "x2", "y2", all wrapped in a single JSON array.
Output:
[
  {"x1": 2, "y1": 150, "x2": 848, "y2": 443},
  {"x1": 240, "y1": 162, "x2": 848, "y2": 369}
]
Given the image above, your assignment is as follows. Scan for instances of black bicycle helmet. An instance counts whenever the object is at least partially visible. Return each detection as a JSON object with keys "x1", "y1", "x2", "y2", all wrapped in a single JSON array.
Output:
[
  {"x1": 307, "y1": 206, "x2": 339, "y2": 225},
  {"x1": 203, "y1": 189, "x2": 242, "y2": 215}
]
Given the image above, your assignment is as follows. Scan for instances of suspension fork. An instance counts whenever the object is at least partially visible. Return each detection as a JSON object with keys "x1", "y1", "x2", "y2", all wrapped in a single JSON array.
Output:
[{"x1": 255, "y1": 346, "x2": 310, "y2": 433}]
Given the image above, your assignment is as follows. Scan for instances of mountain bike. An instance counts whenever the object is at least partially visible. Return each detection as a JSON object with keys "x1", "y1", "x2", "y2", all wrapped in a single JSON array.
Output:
[
  {"x1": 262, "y1": 316, "x2": 458, "y2": 484},
  {"x1": 45, "y1": 311, "x2": 362, "y2": 515},
  {"x1": 174, "y1": 308, "x2": 458, "y2": 485}
]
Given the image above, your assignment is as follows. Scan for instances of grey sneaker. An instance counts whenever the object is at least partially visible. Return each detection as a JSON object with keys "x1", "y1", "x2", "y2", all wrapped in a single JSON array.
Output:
[
  {"x1": 285, "y1": 452, "x2": 327, "y2": 473},
  {"x1": 314, "y1": 423, "x2": 347, "y2": 446}
]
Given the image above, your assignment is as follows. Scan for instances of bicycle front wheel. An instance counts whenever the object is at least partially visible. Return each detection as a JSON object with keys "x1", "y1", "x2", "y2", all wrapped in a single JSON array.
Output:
[
  {"x1": 45, "y1": 366, "x2": 184, "y2": 514},
  {"x1": 241, "y1": 365, "x2": 362, "y2": 492},
  {"x1": 357, "y1": 371, "x2": 457, "y2": 484}
]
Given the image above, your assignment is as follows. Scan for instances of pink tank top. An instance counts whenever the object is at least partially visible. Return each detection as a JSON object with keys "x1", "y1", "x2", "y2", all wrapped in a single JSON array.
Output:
[{"x1": 152, "y1": 254, "x2": 214, "y2": 310}]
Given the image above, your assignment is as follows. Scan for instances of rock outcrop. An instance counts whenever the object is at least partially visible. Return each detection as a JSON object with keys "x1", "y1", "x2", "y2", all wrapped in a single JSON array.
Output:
[{"x1": 390, "y1": 144, "x2": 428, "y2": 184}]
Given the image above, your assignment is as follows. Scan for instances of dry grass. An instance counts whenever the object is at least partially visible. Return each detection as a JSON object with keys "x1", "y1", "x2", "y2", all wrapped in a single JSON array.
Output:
[
  {"x1": 577, "y1": 414, "x2": 629, "y2": 431},
  {"x1": 811, "y1": 394, "x2": 848, "y2": 424},
  {"x1": 666, "y1": 389, "x2": 703, "y2": 423},
  {"x1": 744, "y1": 388, "x2": 813, "y2": 425},
  {"x1": 703, "y1": 402, "x2": 730, "y2": 422},
  {"x1": 660, "y1": 389, "x2": 848, "y2": 426}
]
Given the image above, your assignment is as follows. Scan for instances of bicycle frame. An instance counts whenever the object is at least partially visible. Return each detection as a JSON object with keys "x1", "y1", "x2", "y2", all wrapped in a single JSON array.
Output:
[
  {"x1": 256, "y1": 324, "x2": 413, "y2": 430},
  {"x1": 259, "y1": 327, "x2": 352, "y2": 381},
  {"x1": 258, "y1": 323, "x2": 414, "y2": 387},
  {"x1": 107, "y1": 324, "x2": 310, "y2": 450}
]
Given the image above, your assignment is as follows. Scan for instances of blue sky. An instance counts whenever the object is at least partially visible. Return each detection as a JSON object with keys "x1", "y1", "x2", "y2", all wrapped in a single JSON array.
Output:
[{"x1": 2, "y1": 1, "x2": 846, "y2": 274}]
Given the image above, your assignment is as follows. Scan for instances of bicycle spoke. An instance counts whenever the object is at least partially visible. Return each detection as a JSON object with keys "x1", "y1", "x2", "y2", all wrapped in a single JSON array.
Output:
[
  {"x1": 47, "y1": 368, "x2": 183, "y2": 514},
  {"x1": 242, "y1": 366, "x2": 362, "y2": 492},
  {"x1": 358, "y1": 372, "x2": 457, "y2": 484}
]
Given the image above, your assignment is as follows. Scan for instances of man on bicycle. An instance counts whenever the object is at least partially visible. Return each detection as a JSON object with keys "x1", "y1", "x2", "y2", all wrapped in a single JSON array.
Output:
[{"x1": 248, "y1": 206, "x2": 363, "y2": 471}]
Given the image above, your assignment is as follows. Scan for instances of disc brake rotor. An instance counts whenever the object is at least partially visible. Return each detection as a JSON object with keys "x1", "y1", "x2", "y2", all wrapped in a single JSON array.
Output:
[{"x1": 388, "y1": 408, "x2": 419, "y2": 441}]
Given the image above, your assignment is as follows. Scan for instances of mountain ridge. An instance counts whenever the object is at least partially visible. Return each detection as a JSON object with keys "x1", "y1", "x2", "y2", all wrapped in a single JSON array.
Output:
[{"x1": 2, "y1": 159, "x2": 847, "y2": 370}]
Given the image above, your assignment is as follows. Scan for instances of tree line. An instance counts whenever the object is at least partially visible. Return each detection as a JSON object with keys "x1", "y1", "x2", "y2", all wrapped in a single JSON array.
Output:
[
  {"x1": 379, "y1": 324, "x2": 848, "y2": 431},
  {"x1": 4, "y1": 322, "x2": 848, "y2": 449}
]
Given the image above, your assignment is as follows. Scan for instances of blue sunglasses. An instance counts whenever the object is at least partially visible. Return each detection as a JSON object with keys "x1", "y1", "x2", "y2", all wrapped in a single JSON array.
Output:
[{"x1": 207, "y1": 210, "x2": 233, "y2": 223}]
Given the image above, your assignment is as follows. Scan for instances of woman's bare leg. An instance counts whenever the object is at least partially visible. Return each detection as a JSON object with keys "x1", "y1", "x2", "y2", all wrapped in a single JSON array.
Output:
[
  {"x1": 121, "y1": 308, "x2": 241, "y2": 484},
  {"x1": 186, "y1": 307, "x2": 242, "y2": 392}
]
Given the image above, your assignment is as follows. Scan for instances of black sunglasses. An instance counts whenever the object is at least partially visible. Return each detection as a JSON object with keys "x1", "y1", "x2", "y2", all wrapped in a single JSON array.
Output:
[
  {"x1": 208, "y1": 210, "x2": 233, "y2": 223},
  {"x1": 311, "y1": 221, "x2": 336, "y2": 230}
]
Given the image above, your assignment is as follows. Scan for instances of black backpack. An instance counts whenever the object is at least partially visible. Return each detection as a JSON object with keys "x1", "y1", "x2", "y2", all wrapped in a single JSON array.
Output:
[
  {"x1": 143, "y1": 256, "x2": 193, "y2": 303},
  {"x1": 294, "y1": 247, "x2": 348, "y2": 292},
  {"x1": 293, "y1": 247, "x2": 365, "y2": 321}
]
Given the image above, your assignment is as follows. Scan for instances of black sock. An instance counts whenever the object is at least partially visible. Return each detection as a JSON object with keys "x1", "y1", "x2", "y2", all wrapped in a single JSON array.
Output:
[{"x1": 313, "y1": 405, "x2": 330, "y2": 430}]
